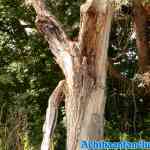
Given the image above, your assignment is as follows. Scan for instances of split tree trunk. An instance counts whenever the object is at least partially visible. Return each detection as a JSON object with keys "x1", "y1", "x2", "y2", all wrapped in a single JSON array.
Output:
[{"x1": 31, "y1": 0, "x2": 114, "y2": 149}]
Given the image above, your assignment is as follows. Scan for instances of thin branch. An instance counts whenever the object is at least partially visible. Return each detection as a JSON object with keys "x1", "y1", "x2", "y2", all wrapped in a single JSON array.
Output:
[{"x1": 41, "y1": 80, "x2": 65, "y2": 150}]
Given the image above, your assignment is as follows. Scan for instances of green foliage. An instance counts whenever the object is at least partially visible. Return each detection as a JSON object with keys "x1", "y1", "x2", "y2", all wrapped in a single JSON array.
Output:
[{"x1": 0, "y1": 0, "x2": 63, "y2": 149}]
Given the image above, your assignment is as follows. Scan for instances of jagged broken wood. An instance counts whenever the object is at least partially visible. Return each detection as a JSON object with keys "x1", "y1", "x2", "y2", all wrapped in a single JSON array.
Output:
[
  {"x1": 31, "y1": 0, "x2": 114, "y2": 150},
  {"x1": 41, "y1": 80, "x2": 65, "y2": 150}
]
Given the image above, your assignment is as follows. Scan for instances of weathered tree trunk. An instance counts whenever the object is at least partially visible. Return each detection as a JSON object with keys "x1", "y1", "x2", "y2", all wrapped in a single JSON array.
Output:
[
  {"x1": 31, "y1": 0, "x2": 114, "y2": 149},
  {"x1": 65, "y1": 1, "x2": 113, "y2": 149}
]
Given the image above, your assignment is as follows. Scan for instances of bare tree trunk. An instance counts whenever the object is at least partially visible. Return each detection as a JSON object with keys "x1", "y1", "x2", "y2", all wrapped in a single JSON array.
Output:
[{"x1": 30, "y1": 0, "x2": 114, "y2": 149}]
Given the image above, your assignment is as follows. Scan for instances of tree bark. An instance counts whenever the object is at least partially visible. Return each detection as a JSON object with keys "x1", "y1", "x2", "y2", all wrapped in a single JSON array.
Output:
[{"x1": 31, "y1": 0, "x2": 114, "y2": 149}]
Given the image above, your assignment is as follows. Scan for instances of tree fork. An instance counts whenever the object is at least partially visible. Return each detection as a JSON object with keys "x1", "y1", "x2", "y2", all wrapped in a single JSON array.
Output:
[{"x1": 31, "y1": 0, "x2": 114, "y2": 149}]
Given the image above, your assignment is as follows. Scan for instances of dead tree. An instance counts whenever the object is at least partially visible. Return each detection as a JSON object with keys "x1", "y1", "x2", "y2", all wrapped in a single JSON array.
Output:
[{"x1": 30, "y1": 0, "x2": 114, "y2": 149}]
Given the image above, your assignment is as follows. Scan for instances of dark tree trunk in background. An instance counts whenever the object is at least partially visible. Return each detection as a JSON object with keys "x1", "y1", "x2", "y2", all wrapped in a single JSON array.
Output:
[
  {"x1": 133, "y1": 0, "x2": 150, "y2": 73},
  {"x1": 133, "y1": 0, "x2": 150, "y2": 134}
]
